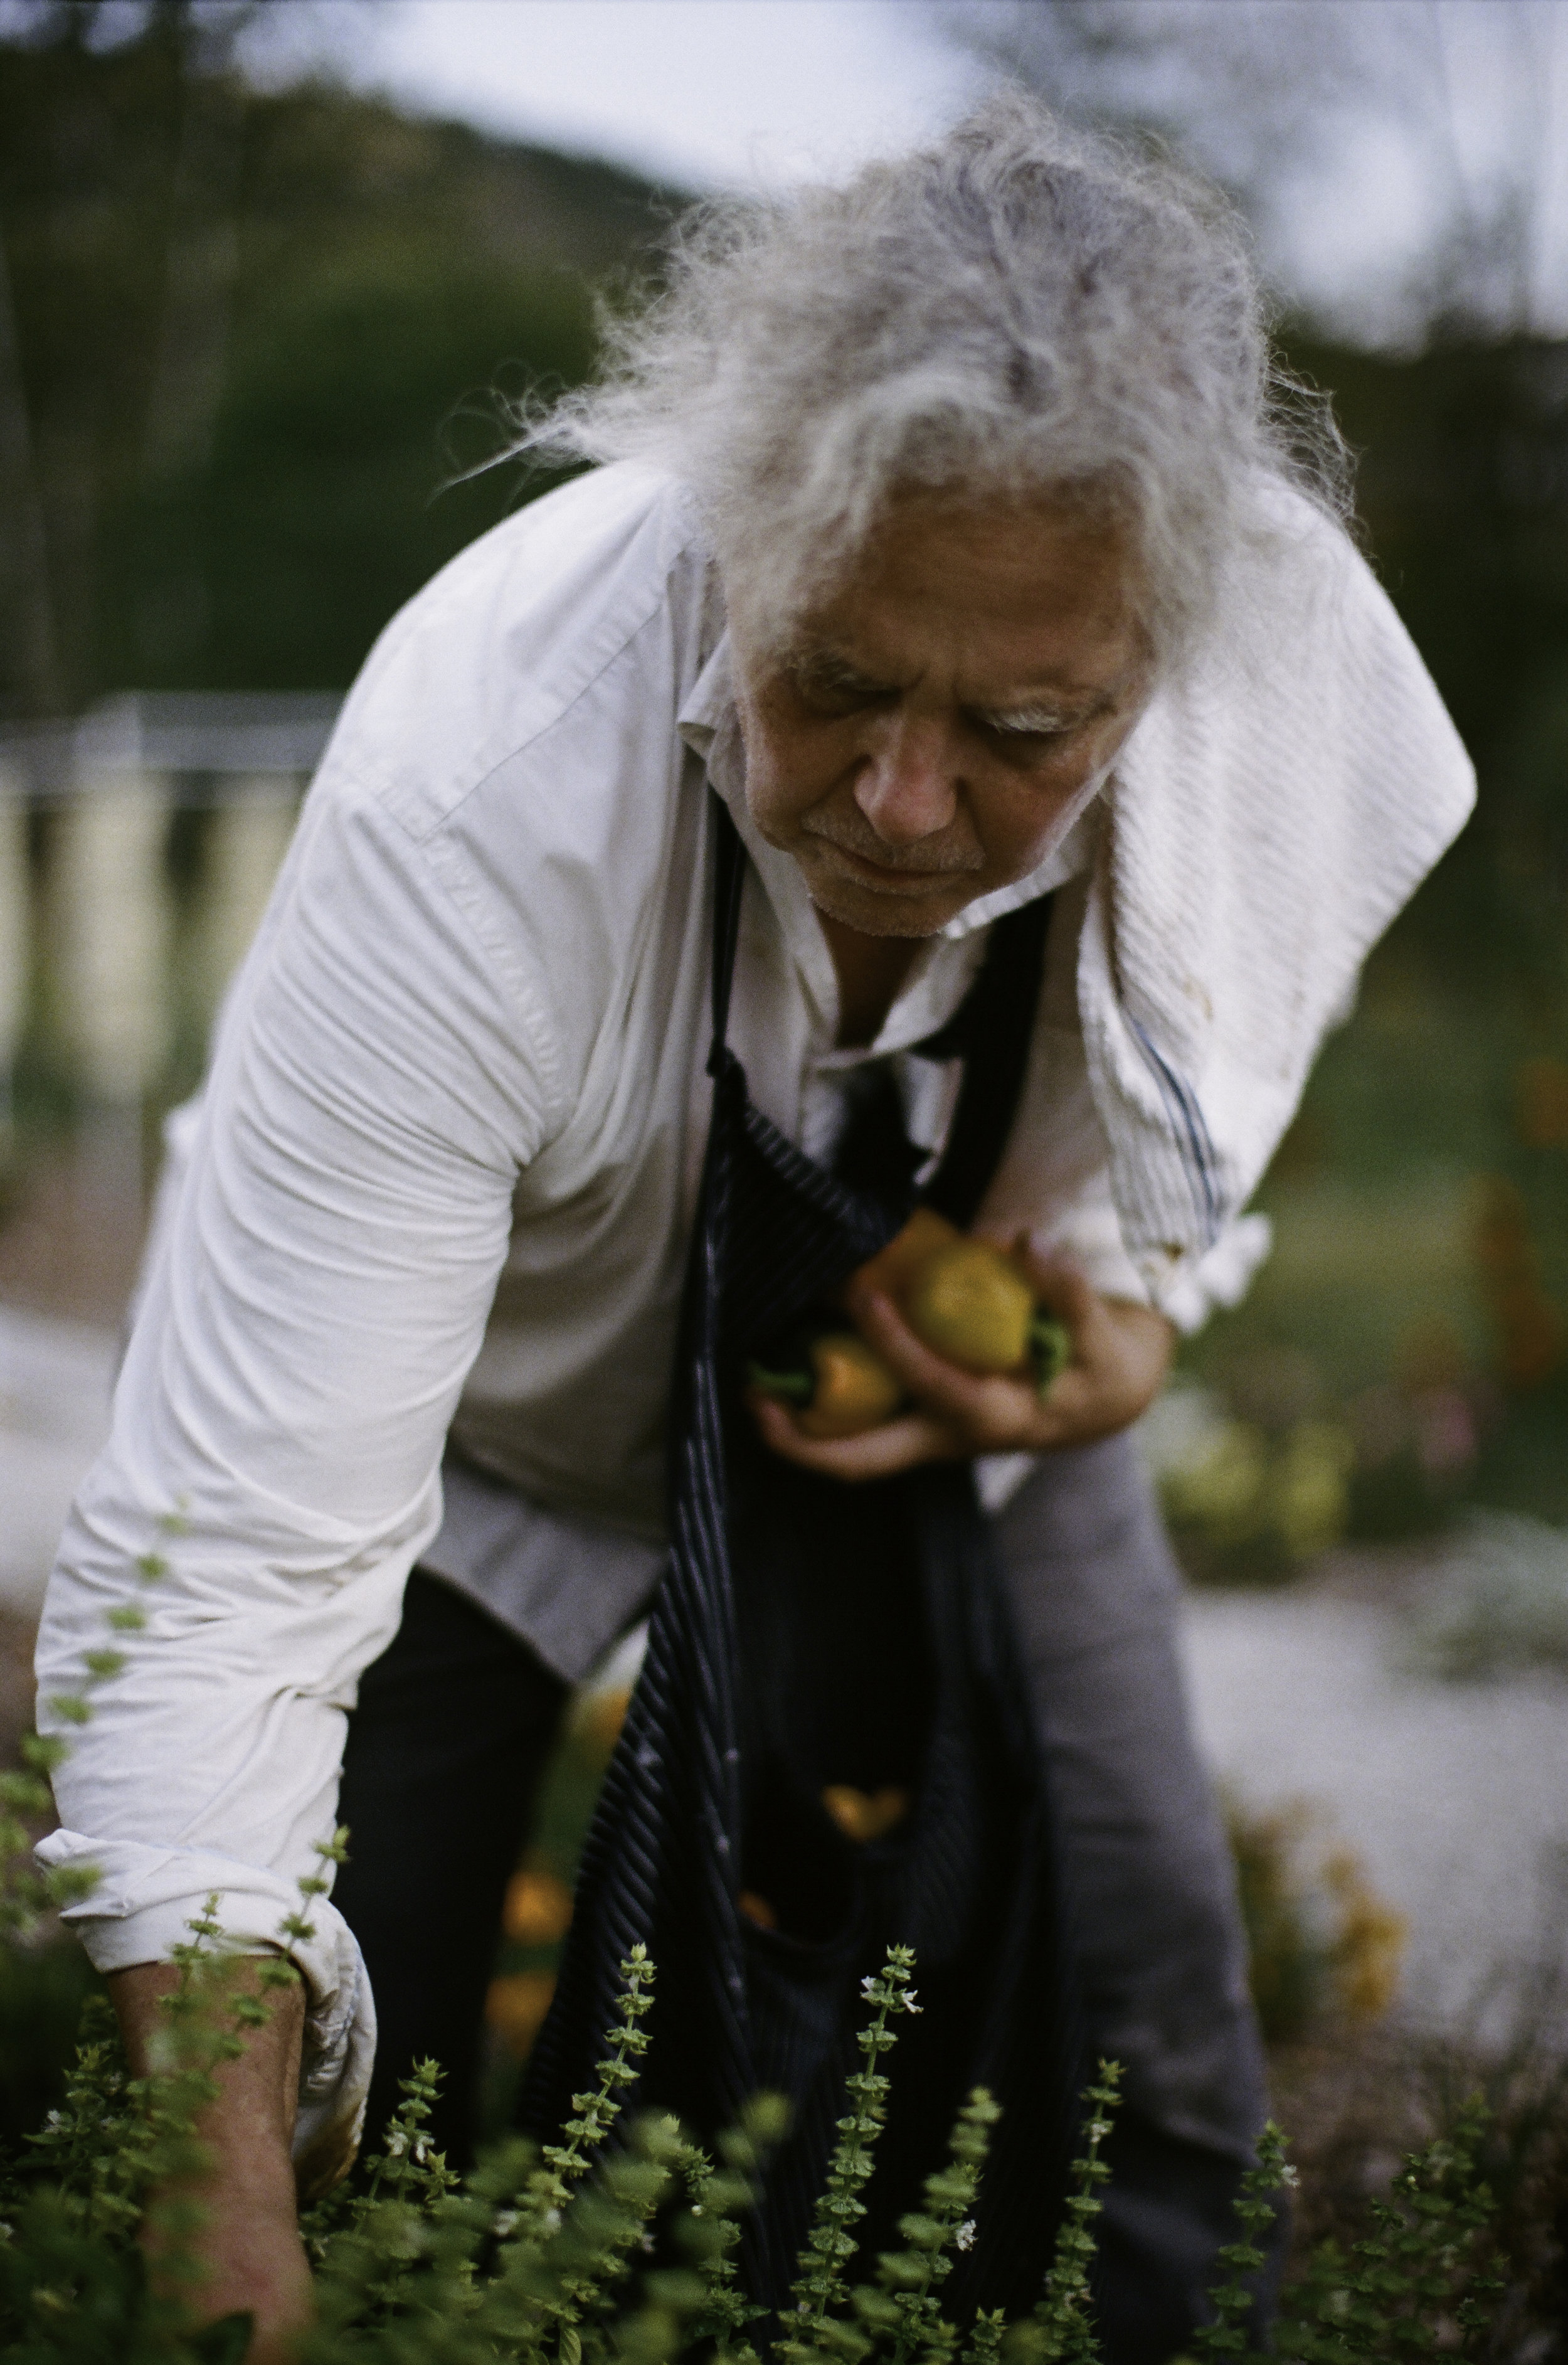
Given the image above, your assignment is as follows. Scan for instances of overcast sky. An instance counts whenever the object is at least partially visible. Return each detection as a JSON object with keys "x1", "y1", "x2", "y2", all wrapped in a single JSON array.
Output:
[
  {"x1": 243, "y1": 0, "x2": 990, "y2": 193},
  {"x1": 236, "y1": 0, "x2": 1568, "y2": 340}
]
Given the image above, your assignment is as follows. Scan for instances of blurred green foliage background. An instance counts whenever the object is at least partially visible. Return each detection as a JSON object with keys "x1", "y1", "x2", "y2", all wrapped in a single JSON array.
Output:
[{"x1": 0, "y1": 6, "x2": 670, "y2": 708}]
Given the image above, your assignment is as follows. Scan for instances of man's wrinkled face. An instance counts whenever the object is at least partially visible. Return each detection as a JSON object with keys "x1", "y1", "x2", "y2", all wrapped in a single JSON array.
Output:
[{"x1": 730, "y1": 493, "x2": 1153, "y2": 939}]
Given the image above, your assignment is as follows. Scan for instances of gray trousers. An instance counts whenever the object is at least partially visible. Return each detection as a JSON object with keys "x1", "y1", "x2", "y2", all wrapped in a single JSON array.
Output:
[{"x1": 993, "y1": 1432, "x2": 1274, "y2": 2352}]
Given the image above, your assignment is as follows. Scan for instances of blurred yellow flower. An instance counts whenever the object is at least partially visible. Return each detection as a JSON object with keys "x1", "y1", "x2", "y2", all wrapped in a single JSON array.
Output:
[
  {"x1": 1269, "y1": 1420, "x2": 1356, "y2": 1559},
  {"x1": 1163, "y1": 1419, "x2": 1270, "y2": 1546},
  {"x1": 485, "y1": 1970, "x2": 557, "y2": 2059},
  {"x1": 502, "y1": 1866, "x2": 573, "y2": 1947}
]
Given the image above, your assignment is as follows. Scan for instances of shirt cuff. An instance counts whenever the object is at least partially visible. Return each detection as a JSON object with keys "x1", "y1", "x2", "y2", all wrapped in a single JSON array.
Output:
[
  {"x1": 1143, "y1": 1213, "x2": 1274, "y2": 1334},
  {"x1": 1027, "y1": 1200, "x2": 1274, "y2": 1336},
  {"x1": 34, "y1": 1829, "x2": 375, "y2": 2196}
]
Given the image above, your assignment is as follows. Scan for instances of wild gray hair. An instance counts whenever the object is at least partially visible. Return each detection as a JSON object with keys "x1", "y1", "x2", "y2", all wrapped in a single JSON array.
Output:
[{"x1": 521, "y1": 92, "x2": 1350, "y2": 667}]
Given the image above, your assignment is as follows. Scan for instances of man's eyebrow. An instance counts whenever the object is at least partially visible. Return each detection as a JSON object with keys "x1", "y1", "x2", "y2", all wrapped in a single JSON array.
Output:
[
  {"x1": 789, "y1": 645, "x2": 898, "y2": 691},
  {"x1": 969, "y1": 687, "x2": 1116, "y2": 731},
  {"x1": 789, "y1": 648, "x2": 1127, "y2": 722}
]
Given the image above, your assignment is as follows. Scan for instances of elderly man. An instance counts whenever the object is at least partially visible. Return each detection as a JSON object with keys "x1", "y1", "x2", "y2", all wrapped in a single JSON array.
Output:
[{"x1": 38, "y1": 97, "x2": 1471, "y2": 2362}]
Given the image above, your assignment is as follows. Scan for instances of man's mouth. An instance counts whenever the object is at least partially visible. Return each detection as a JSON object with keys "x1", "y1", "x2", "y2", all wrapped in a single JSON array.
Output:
[{"x1": 807, "y1": 832, "x2": 982, "y2": 891}]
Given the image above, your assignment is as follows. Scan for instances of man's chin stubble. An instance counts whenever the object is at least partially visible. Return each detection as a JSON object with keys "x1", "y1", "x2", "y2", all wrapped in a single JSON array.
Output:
[{"x1": 805, "y1": 866, "x2": 965, "y2": 940}]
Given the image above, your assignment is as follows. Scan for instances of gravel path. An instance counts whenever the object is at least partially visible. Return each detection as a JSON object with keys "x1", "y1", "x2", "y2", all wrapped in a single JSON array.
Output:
[
  {"x1": 1181, "y1": 1581, "x2": 1568, "y2": 2028},
  {"x1": 0, "y1": 1307, "x2": 117, "y2": 1616}
]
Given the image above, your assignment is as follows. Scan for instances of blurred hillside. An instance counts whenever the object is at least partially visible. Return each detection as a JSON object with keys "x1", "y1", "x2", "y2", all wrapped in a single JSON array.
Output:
[{"x1": 0, "y1": 6, "x2": 679, "y2": 714}]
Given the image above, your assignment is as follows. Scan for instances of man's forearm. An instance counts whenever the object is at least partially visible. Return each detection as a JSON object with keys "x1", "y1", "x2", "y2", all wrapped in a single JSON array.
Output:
[{"x1": 110, "y1": 1960, "x2": 314, "y2": 2364}]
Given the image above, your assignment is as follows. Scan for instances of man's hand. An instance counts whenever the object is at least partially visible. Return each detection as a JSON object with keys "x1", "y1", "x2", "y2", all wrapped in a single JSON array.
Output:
[
  {"x1": 109, "y1": 1959, "x2": 313, "y2": 2365},
  {"x1": 750, "y1": 1236, "x2": 1174, "y2": 1481}
]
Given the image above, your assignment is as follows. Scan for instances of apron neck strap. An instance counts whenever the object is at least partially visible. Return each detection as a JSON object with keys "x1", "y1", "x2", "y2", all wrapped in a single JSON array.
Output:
[{"x1": 707, "y1": 799, "x2": 748, "y2": 1075}]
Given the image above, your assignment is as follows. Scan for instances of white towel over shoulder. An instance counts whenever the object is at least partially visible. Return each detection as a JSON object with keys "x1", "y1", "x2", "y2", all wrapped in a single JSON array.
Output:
[{"x1": 1081, "y1": 494, "x2": 1475, "y2": 1303}]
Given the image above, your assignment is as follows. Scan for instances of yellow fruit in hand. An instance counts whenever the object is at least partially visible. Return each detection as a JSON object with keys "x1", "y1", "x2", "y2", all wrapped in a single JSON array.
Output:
[
  {"x1": 848, "y1": 1206, "x2": 961, "y2": 1309},
  {"x1": 797, "y1": 1332, "x2": 904, "y2": 1438},
  {"x1": 902, "y1": 1239, "x2": 1035, "y2": 1374}
]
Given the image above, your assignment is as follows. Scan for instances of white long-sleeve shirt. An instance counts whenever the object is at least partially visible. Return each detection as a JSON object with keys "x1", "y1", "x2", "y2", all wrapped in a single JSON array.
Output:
[{"x1": 35, "y1": 460, "x2": 1474, "y2": 2164}]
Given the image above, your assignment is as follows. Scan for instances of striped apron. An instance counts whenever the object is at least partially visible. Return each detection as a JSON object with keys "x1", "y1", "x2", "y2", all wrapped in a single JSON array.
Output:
[{"x1": 524, "y1": 801, "x2": 1080, "y2": 2311}]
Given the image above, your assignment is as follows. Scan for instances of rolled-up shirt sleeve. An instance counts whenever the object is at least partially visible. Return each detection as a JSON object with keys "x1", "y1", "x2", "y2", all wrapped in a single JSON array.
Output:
[{"x1": 34, "y1": 755, "x2": 559, "y2": 2172}]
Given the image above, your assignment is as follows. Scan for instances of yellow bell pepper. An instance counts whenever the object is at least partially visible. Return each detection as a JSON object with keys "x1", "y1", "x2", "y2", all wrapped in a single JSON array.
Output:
[
  {"x1": 749, "y1": 1221, "x2": 1074, "y2": 1437},
  {"x1": 748, "y1": 1329, "x2": 904, "y2": 1438}
]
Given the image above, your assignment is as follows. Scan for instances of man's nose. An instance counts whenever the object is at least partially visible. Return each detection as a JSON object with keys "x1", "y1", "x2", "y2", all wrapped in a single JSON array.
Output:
[{"x1": 853, "y1": 714, "x2": 958, "y2": 845}]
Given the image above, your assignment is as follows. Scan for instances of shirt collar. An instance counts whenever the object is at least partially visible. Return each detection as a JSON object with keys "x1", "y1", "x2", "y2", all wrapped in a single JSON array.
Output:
[{"x1": 675, "y1": 628, "x2": 736, "y2": 763}]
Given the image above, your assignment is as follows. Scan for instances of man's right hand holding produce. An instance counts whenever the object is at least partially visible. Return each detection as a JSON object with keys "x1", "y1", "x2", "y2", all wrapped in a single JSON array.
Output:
[{"x1": 750, "y1": 1224, "x2": 1174, "y2": 1481}]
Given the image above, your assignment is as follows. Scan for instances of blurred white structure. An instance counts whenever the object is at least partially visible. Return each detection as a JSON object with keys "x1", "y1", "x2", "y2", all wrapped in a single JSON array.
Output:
[
  {"x1": 192, "y1": 782, "x2": 303, "y2": 1021},
  {"x1": 0, "y1": 767, "x2": 26, "y2": 1139},
  {"x1": 53, "y1": 771, "x2": 175, "y2": 1107},
  {"x1": 0, "y1": 693, "x2": 337, "y2": 1175},
  {"x1": 0, "y1": 698, "x2": 338, "y2": 1610}
]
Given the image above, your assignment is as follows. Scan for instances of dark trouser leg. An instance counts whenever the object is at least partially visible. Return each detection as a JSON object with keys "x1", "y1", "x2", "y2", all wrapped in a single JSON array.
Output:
[
  {"x1": 332, "y1": 1569, "x2": 568, "y2": 2169},
  {"x1": 990, "y1": 1433, "x2": 1279, "y2": 2364}
]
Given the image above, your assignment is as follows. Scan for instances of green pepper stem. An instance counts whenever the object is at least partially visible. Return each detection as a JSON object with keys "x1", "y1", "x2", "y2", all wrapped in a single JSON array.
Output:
[
  {"x1": 1029, "y1": 1313, "x2": 1073, "y2": 1398},
  {"x1": 746, "y1": 1360, "x2": 814, "y2": 1405}
]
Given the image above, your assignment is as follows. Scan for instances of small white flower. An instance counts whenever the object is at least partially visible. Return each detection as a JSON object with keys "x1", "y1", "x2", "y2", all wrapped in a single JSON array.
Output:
[
  {"x1": 900, "y1": 1990, "x2": 923, "y2": 2014},
  {"x1": 861, "y1": 1975, "x2": 877, "y2": 1998},
  {"x1": 640, "y1": 2229, "x2": 656, "y2": 2253},
  {"x1": 955, "y1": 2220, "x2": 977, "y2": 2253},
  {"x1": 492, "y1": 2210, "x2": 519, "y2": 2238},
  {"x1": 44, "y1": 2111, "x2": 63, "y2": 2129},
  {"x1": 1281, "y1": 2164, "x2": 1300, "y2": 2189},
  {"x1": 385, "y1": 2130, "x2": 407, "y2": 2157},
  {"x1": 413, "y1": 2137, "x2": 429, "y2": 2165},
  {"x1": 543, "y1": 2207, "x2": 563, "y2": 2234}
]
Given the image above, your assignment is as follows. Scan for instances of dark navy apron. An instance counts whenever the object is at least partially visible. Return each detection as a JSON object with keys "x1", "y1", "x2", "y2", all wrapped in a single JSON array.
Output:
[{"x1": 524, "y1": 801, "x2": 1080, "y2": 2312}]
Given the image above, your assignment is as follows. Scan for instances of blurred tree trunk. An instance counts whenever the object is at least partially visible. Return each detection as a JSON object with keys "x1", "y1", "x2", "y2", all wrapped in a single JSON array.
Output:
[
  {"x1": 0, "y1": 231, "x2": 62, "y2": 715},
  {"x1": 140, "y1": 63, "x2": 245, "y2": 487},
  {"x1": 0, "y1": 1, "x2": 658, "y2": 701},
  {"x1": 133, "y1": 11, "x2": 251, "y2": 679},
  {"x1": 0, "y1": 1, "x2": 254, "y2": 709}
]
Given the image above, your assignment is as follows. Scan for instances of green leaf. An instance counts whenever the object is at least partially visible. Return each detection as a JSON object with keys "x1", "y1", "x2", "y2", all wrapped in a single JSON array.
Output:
[{"x1": 189, "y1": 2310, "x2": 255, "y2": 2362}]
